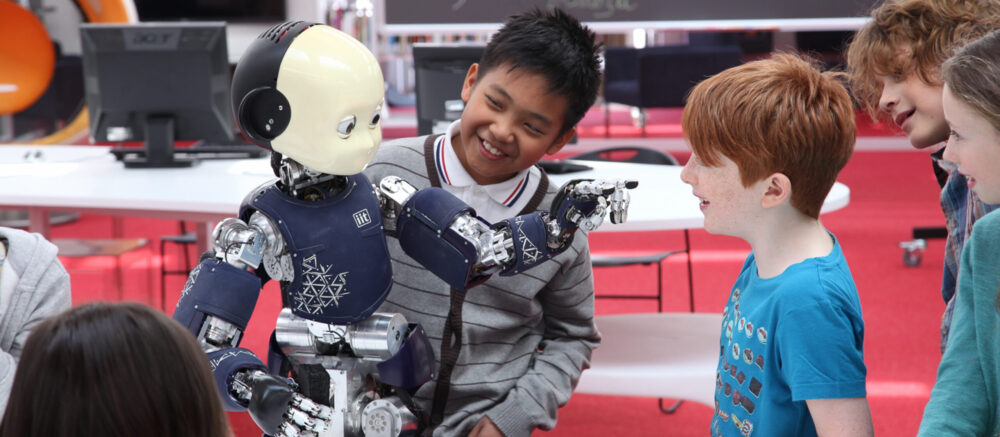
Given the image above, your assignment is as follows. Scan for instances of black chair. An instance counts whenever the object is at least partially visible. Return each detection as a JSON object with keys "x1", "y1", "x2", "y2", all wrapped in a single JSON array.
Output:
[
  {"x1": 573, "y1": 146, "x2": 693, "y2": 314},
  {"x1": 602, "y1": 45, "x2": 744, "y2": 137},
  {"x1": 574, "y1": 146, "x2": 679, "y2": 166},
  {"x1": 159, "y1": 221, "x2": 196, "y2": 310}
]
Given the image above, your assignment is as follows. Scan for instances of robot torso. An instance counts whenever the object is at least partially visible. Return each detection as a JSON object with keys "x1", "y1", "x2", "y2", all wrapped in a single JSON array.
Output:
[{"x1": 241, "y1": 173, "x2": 392, "y2": 325}]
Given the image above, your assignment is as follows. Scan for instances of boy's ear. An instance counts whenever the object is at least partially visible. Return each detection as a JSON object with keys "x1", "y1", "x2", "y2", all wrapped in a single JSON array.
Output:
[
  {"x1": 460, "y1": 63, "x2": 479, "y2": 103},
  {"x1": 760, "y1": 172, "x2": 792, "y2": 209},
  {"x1": 546, "y1": 127, "x2": 576, "y2": 155}
]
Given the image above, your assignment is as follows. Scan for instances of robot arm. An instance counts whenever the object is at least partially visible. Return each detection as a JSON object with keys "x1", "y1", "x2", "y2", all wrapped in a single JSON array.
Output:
[
  {"x1": 172, "y1": 214, "x2": 333, "y2": 436},
  {"x1": 377, "y1": 176, "x2": 637, "y2": 290}
]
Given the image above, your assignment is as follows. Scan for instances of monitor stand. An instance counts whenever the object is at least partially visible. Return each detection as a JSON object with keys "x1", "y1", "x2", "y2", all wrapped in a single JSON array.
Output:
[
  {"x1": 110, "y1": 116, "x2": 269, "y2": 168},
  {"x1": 113, "y1": 116, "x2": 197, "y2": 168}
]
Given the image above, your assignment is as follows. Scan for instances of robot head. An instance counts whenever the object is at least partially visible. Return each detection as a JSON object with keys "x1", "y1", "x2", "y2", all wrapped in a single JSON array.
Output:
[{"x1": 231, "y1": 22, "x2": 384, "y2": 176}]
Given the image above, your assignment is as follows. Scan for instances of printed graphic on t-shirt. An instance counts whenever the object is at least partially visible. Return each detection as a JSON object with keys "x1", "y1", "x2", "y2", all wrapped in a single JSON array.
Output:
[{"x1": 712, "y1": 287, "x2": 768, "y2": 437}]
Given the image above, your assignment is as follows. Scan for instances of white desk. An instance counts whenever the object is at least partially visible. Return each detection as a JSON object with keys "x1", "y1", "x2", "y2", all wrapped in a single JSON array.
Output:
[
  {"x1": 0, "y1": 145, "x2": 274, "y2": 249},
  {"x1": 0, "y1": 144, "x2": 850, "y2": 250},
  {"x1": 575, "y1": 313, "x2": 723, "y2": 407},
  {"x1": 553, "y1": 159, "x2": 850, "y2": 232}
]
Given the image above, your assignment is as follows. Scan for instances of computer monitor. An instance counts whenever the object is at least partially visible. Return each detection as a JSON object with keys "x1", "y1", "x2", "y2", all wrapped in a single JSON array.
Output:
[
  {"x1": 134, "y1": 0, "x2": 285, "y2": 23},
  {"x1": 412, "y1": 43, "x2": 484, "y2": 136},
  {"x1": 81, "y1": 22, "x2": 262, "y2": 168}
]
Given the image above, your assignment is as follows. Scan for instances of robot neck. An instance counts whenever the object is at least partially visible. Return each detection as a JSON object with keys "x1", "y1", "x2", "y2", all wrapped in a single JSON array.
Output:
[{"x1": 278, "y1": 157, "x2": 348, "y2": 201}]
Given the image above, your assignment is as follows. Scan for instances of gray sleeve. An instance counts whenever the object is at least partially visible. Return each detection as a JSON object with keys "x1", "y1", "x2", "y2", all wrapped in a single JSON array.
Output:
[
  {"x1": 486, "y1": 236, "x2": 601, "y2": 436},
  {"x1": 0, "y1": 231, "x2": 72, "y2": 413}
]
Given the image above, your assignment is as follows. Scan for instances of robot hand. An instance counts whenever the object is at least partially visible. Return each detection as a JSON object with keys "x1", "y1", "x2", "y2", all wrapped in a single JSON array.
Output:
[
  {"x1": 551, "y1": 178, "x2": 638, "y2": 233},
  {"x1": 238, "y1": 369, "x2": 334, "y2": 437}
]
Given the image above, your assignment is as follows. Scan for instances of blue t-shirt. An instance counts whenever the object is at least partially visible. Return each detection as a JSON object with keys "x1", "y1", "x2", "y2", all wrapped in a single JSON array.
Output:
[{"x1": 711, "y1": 235, "x2": 867, "y2": 437}]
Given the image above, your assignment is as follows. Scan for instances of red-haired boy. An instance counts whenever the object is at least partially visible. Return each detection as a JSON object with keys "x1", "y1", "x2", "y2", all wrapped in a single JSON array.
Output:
[{"x1": 681, "y1": 54, "x2": 873, "y2": 437}]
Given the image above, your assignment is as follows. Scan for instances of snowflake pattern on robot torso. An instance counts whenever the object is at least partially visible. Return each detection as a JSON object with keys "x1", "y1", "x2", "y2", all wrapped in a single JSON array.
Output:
[{"x1": 294, "y1": 254, "x2": 349, "y2": 314}]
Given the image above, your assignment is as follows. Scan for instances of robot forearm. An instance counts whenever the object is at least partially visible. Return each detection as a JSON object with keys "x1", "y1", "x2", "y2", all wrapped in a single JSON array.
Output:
[
  {"x1": 173, "y1": 258, "x2": 262, "y2": 349},
  {"x1": 378, "y1": 176, "x2": 636, "y2": 290}
]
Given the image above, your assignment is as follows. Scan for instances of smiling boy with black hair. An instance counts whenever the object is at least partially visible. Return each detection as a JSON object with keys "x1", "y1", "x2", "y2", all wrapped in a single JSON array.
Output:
[{"x1": 363, "y1": 8, "x2": 601, "y2": 437}]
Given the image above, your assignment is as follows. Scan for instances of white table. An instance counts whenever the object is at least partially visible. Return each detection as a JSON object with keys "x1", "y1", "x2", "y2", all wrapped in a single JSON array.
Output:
[
  {"x1": 0, "y1": 145, "x2": 849, "y2": 242},
  {"x1": 548, "y1": 159, "x2": 850, "y2": 232},
  {"x1": 0, "y1": 145, "x2": 851, "y2": 297},
  {"x1": 575, "y1": 313, "x2": 723, "y2": 408},
  {"x1": 0, "y1": 145, "x2": 275, "y2": 249}
]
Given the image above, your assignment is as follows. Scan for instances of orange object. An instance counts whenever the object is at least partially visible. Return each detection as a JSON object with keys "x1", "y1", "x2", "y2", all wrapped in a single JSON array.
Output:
[
  {"x1": 76, "y1": 0, "x2": 135, "y2": 23},
  {"x1": 0, "y1": 1, "x2": 56, "y2": 114}
]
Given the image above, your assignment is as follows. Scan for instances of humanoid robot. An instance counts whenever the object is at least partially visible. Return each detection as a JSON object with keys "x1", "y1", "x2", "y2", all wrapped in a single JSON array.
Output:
[{"x1": 173, "y1": 22, "x2": 635, "y2": 437}]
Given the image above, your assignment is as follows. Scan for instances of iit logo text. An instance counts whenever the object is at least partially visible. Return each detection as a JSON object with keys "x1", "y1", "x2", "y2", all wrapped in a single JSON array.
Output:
[{"x1": 353, "y1": 209, "x2": 372, "y2": 228}]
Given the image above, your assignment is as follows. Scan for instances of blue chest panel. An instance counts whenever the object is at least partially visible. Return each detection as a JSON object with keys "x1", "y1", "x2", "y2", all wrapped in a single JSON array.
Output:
[{"x1": 242, "y1": 174, "x2": 392, "y2": 324}]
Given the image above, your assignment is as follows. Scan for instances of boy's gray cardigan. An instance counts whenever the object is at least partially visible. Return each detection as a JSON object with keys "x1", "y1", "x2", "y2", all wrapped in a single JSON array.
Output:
[
  {"x1": 364, "y1": 135, "x2": 600, "y2": 437},
  {"x1": 0, "y1": 227, "x2": 72, "y2": 413}
]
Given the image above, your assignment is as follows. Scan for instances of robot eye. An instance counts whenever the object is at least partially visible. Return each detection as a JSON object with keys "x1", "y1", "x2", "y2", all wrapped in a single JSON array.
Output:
[
  {"x1": 337, "y1": 116, "x2": 357, "y2": 138},
  {"x1": 369, "y1": 102, "x2": 383, "y2": 128}
]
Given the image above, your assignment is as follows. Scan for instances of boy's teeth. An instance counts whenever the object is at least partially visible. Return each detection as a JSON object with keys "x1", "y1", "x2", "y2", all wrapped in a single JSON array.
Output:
[{"x1": 483, "y1": 140, "x2": 502, "y2": 156}]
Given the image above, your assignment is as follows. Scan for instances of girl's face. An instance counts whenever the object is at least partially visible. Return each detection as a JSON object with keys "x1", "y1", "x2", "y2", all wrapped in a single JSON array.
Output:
[{"x1": 942, "y1": 84, "x2": 1000, "y2": 204}]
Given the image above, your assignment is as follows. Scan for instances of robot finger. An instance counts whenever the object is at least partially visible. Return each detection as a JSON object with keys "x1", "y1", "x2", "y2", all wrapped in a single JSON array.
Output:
[
  {"x1": 566, "y1": 179, "x2": 608, "y2": 198},
  {"x1": 286, "y1": 408, "x2": 328, "y2": 434},
  {"x1": 275, "y1": 421, "x2": 302, "y2": 437},
  {"x1": 609, "y1": 189, "x2": 631, "y2": 224},
  {"x1": 291, "y1": 395, "x2": 334, "y2": 420}
]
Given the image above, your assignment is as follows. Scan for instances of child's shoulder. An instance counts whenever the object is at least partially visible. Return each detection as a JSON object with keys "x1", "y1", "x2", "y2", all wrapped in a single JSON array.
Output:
[
  {"x1": 974, "y1": 208, "x2": 1000, "y2": 232},
  {"x1": 370, "y1": 135, "x2": 434, "y2": 166},
  {"x1": 377, "y1": 135, "x2": 433, "y2": 157},
  {"x1": 364, "y1": 135, "x2": 438, "y2": 186},
  {"x1": 773, "y1": 248, "x2": 857, "y2": 304},
  {"x1": 970, "y1": 209, "x2": 1000, "y2": 247}
]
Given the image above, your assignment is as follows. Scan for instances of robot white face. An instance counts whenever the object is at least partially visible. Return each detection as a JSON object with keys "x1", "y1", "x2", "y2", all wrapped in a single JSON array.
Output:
[{"x1": 271, "y1": 26, "x2": 384, "y2": 176}]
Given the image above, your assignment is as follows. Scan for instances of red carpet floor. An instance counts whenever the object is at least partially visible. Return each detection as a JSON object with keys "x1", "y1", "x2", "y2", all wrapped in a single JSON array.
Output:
[{"x1": 48, "y1": 146, "x2": 946, "y2": 436}]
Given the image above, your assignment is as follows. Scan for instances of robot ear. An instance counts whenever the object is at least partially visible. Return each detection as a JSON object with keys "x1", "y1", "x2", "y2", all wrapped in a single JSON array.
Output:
[{"x1": 237, "y1": 87, "x2": 291, "y2": 142}]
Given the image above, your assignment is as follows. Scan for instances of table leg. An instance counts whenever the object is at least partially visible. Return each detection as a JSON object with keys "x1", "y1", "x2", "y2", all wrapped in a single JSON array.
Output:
[
  {"x1": 684, "y1": 229, "x2": 695, "y2": 312},
  {"x1": 196, "y1": 221, "x2": 213, "y2": 255},
  {"x1": 27, "y1": 208, "x2": 52, "y2": 238}
]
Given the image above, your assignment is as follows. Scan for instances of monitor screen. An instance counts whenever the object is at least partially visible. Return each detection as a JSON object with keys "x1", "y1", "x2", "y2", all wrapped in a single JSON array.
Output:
[
  {"x1": 387, "y1": 0, "x2": 877, "y2": 30},
  {"x1": 412, "y1": 43, "x2": 485, "y2": 136},
  {"x1": 135, "y1": 0, "x2": 285, "y2": 23},
  {"x1": 81, "y1": 22, "x2": 253, "y2": 168}
]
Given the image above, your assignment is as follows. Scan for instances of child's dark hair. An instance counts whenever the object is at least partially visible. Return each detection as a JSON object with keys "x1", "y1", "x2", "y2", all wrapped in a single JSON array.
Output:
[
  {"x1": 0, "y1": 302, "x2": 231, "y2": 437},
  {"x1": 478, "y1": 7, "x2": 602, "y2": 135}
]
